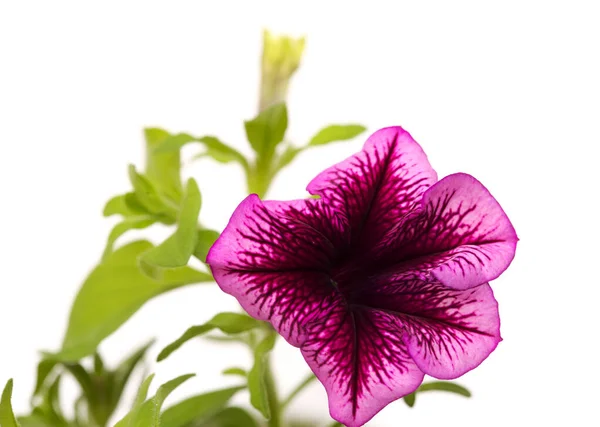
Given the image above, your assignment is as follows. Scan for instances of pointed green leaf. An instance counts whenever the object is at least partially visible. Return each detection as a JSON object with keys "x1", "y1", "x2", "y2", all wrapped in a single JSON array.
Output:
[
  {"x1": 31, "y1": 375, "x2": 67, "y2": 426},
  {"x1": 204, "y1": 407, "x2": 259, "y2": 427},
  {"x1": 128, "y1": 165, "x2": 177, "y2": 219},
  {"x1": 32, "y1": 359, "x2": 58, "y2": 398},
  {"x1": 102, "y1": 215, "x2": 157, "y2": 260},
  {"x1": 139, "y1": 179, "x2": 201, "y2": 278},
  {"x1": 403, "y1": 392, "x2": 416, "y2": 407},
  {"x1": 63, "y1": 363, "x2": 95, "y2": 407},
  {"x1": 154, "y1": 133, "x2": 249, "y2": 170},
  {"x1": 247, "y1": 332, "x2": 276, "y2": 419},
  {"x1": 103, "y1": 194, "x2": 145, "y2": 217},
  {"x1": 307, "y1": 124, "x2": 366, "y2": 146},
  {"x1": 160, "y1": 386, "x2": 245, "y2": 427},
  {"x1": 244, "y1": 103, "x2": 288, "y2": 161},
  {"x1": 417, "y1": 381, "x2": 471, "y2": 397},
  {"x1": 1, "y1": 379, "x2": 21, "y2": 427},
  {"x1": 221, "y1": 367, "x2": 247, "y2": 378},
  {"x1": 113, "y1": 374, "x2": 155, "y2": 427},
  {"x1": 157, "y1": 313, "x2": 261, "y2": 362},
  {"x1": 111, "y1": 340, "x2": 155, "y2": 413},
  {"x1": 144, "y1": 128, "x2": 183, "y2": 204},
  {"x1": 193, "y1": 229, "x2": 220, "y2": 262},
  {"x1": 54, "y1": 240, "x2": 212, "y2": 361}
]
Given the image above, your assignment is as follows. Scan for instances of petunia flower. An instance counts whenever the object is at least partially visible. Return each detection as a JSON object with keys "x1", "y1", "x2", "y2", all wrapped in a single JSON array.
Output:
[{"x1": 207, "y1": 127, "x2": 517, "y2": 427}]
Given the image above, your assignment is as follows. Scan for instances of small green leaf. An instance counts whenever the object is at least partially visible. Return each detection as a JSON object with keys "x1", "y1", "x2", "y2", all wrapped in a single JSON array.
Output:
[
  {"x1": 193, "y1": 229, "x2": 220, "y2": 262},
  {"x1": 102, "y1": 215, "x2": 157, "y2": 260},
  {"x1": 403, "y1": 392, "x2": 416, "y2": 407},
  {"x1": 154, "y1": 133, "x2": 249, "y2": 170},
  {"x1": 144, "y1": 128, "x2": 183, "y2": 204},
  {"x1": 139, "y1": 179, "x2": 201, "y2": 278},
  {"x1": 1, "y1": 379, "x2": 21, "y2": 427},
  {"x1": 160, "y1": 386, "x2": 245, "y2": 427},
  {"x1": 221, "y1": 367, "x2": 247, "y2": 378},
  {"x1": 204, "y1": 407, "x2": 259, "y2": 427},
  {"x1": 113, "y1": 374, "x2": 154, "y2": 427},
  {"x1": 32, "y1": 359, "x2": 58, "y2": 398},
  {"x1": 157, "y1": 313, "x2": 261, "y2": 362},
  {"x1": 417, "y1": 381, "x2": 471, "y2": 397},
  {"x1": 111, "y1": 340, "x2": 155, "y2": 414},
  {"x1": 244, "y1": 103, "x2": 288, "y2": 161},
  {"x1": 308, "y1": 124, "x2": 366, "y2": 146},
  {"x1": 63, "y1": 364, "x2": 95, "y2": 408},
  {"x1": 31, "y1": 375, "x2": 67, "y2": 426},
  {"x1": 103, "y1": 194, "x2": 144, "y2": 217},
  {"x1": 128, "y1": 165, "x2": 176, "y2": 219},
  {"x1": 54, "y1": 240, "x2": 212, "y2": 361},
  {"x1": 247, "y1": 332, "x2": 276, "y2": 419}
]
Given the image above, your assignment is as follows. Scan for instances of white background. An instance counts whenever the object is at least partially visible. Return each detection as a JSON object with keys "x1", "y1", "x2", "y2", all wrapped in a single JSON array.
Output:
[{"x1": 1, "y1": 1, "x2": 599, "y2": 426}]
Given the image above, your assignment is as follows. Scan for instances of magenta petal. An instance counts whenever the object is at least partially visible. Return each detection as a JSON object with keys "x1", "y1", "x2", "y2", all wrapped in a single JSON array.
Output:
[
  {"x1": 363, "y1": 274, "x2": 501, "y2": 379},
  {"x1": 301, "y1": 299, "x2": 424, "y2": 427},
  {"x1": 207, "y1": 195, "x2": 344, "y2": 346},
  {"x1": 307, "y1": 126, "x2": 437, "y2": 250},
  {"x1": 378, "y1": 173, "x2": 518, "y2": 290}
]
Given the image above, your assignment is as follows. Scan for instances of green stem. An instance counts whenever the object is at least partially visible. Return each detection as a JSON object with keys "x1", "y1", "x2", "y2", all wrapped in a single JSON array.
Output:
[
  {"x1": 280, "y1": 372, "x2": 317, "y2": 411},
  {"x1": 264, "y1": 355, "x2": 281, "y2": 427}
]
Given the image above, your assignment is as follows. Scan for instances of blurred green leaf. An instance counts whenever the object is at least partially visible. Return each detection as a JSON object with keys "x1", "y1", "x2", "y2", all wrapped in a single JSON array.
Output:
[
  {"x1": 221, "y1": 367, "x2": 247, "y2": 378},
  {"x1": 244, "y1": 103, "x2": 288, "y2": 162},
  {"x1": 102, "y1": 215, "x2": 157, "y2": 260},
  {"x1": 15, "y1": 416, "x2": 48, "y2": 427},
  {"x1": 32, "y1": 359, "x2": 58, "y2": 399},
  {"x1": 202, "y1": 407, "x2": 259, "y2": 427},
  {"x1": 103, "y1": 194, "x2": 145, "y2": 217},
  {"x1": 144, "y1": 128, "x2": 183, "y2": 204},
  {"x1": 272, "y1": 144, "x2": 301, "y2": 173},
  {"x1": 308, "y1": 124, "x2": 366, "y2": 146},
  {"x1": 30, "y1": 376, "x2": 68, "y2": 427},
  {"x1": 116, "y1": 374, "x2": 195, "y2": 427},
  {"x1": 403, "y1": 381, "x2": 471, "y2": 408},
  {"x1": 139, "y1": 179, "x2": 201, "y2": 278},
  {"x1": 247, "y1": 332, "x2": 276, "y2": 420},
  {"x1": 157, "y1": 312, "x2": 261, "y2": 362},
  {"x1": 1, "y1": 379, "x2": 21, "y2": 427},
  {"x1": 53, "y1": 240, "x2": 212, "y2": 361},
  {"x1": 160, "y1": 386, "x2": 245, "y2": 427},
  {"x1": 113, "y1": 374, "x2": 154, "y2": 427},
  {"x1": 193, "y1": 229, "x2": 220, "y2": 262},
  {"x1": 128, "y1": 165, "x2": 177, "y2": 219},
  {"x1": 63, "y1": 364, "x2": 95, "y2": 409},
  {"x1": 154, "y1": 133, "x2": 249, "y2": 171}
]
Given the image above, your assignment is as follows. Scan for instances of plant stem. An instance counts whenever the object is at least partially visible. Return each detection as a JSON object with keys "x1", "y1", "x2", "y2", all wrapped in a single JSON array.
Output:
[{"x1": 264, "y1": 355, "x2": 281, "y2": 427}]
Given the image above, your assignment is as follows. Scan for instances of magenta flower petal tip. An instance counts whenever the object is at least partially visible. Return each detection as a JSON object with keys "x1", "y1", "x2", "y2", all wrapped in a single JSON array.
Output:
[{"x1": 207, "y1": 126, "x2": 516, "y2": 426}]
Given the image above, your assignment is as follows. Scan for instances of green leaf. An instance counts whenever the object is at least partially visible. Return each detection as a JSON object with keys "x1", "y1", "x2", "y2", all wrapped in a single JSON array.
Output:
[
  {"x1": 31, "y1": 375, "x2": 67, "y2": 426},
  {"x1": 54, "y1": 240, "x2": 212, "y2": 361},
  {"x1": 63, "y1": 363, "x2": 95, "y2": 408},
  {"x1": 157, "y1": 312, "x2": 261, "y2": 362},
  {"x1": 403, "y1": 392, "x2": 416, "y2": 407},
  {"x1": 417, "y1": 381, "x2": 471, "y2": 397},
  {"x1": 272, "y1": 144, "x2": 302, "y2": 173},
  {"x1": 117, "y1": 374, "x2": 195, "y2": 427},
  {"x1": 244, "y1": 103, "x2": 288, "y2": 161},
  {"x1": 221, "y1": 367, "x2": 247, "y2": 378},
  {"x1": 193, "y1": 229, "x2": 220, "y2": 262},
  {"x1": 308, "y1": 124, "x2": 366, "y2": 146},
  {"x1": 247, "y1": 332, "x2": 276, "y2": 419},
  {"x1": 154, "y1": 133, "x2": 249, "y2": 170},
  {"x1": 111, "y1": 340, "x2": 156, "y2": 414},
  {"x1": 32, "y1": 359, "x2": 58, "y2": 398},
  {"x1": 144, "y1": 128, "x2": 183, "y2": 204},
  {"x1": 403, "y1": 381, "x2": 471, "y2": 408},
  {"x1": 103, "y1": 194, "x2": 145, "y2": 217},
  {"x1": 139, "y1": 179, "x2": 201, "y2": 278},
  {"x1": 160, "y1": 386, "x2": 245, "y2": 427},
  {"x1": 128, "y1": 165, "x2": 177, "y2": 219},
  {"x1": 15, "y1": 415, "x2": 48, "y2": 427},
  {"x1": 102, "y1": 215, "x2": 157, "y2": 260},
  {"x1": 113, "y1": 374, "x2": 154, "y2": 427},
  {"x1": 1, "y1": 379, "x2": 21, "y2": 427},
  {"x1": 203, "y1": 407, "x2": 259, "y2": 427}
]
